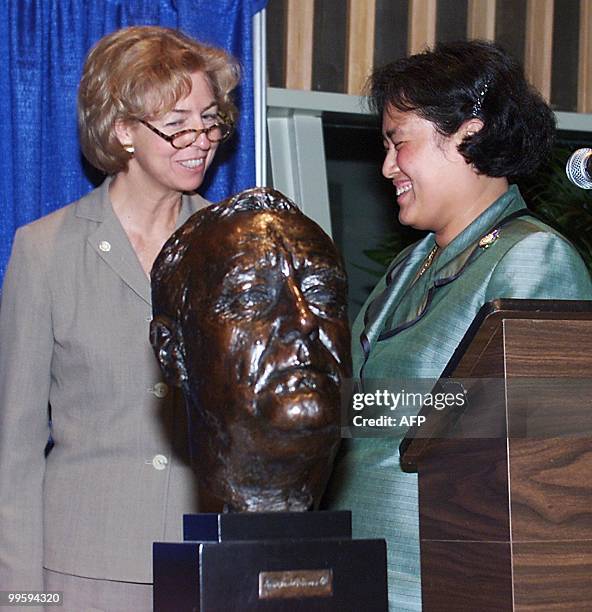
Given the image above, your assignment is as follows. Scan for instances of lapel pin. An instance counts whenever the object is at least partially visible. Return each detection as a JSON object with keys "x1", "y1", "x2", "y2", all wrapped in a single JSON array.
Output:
[{"x1": 479, "y1": 228, "x2": 500, "y2": 249}]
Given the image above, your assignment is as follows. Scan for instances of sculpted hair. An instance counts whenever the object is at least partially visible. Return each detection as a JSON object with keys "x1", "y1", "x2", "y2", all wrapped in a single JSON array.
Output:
[
  {"x1": 78, "y1": 25, "x2": 240, "y2": 175},
  {"x1": 151, "y1": 188, "x2": 302, "y2": 325},
  {"x1": 368, "y1": 39, "x2": 555, "y2": 177}
]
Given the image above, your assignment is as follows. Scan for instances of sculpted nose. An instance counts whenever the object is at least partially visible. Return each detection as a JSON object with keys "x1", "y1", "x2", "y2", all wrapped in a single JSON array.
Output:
[{"x1": 278, "y1": 277, "x2": 318, "y2": 341}]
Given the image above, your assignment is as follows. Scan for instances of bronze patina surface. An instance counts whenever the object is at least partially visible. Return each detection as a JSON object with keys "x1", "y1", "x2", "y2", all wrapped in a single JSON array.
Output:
[{"x1": 150, "y1": 187, "x2": 351, "y2": 512}]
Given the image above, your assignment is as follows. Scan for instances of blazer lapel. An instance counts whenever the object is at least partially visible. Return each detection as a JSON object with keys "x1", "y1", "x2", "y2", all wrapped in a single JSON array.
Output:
[
  {"x1": 79, "y1": 181, "x2": 210, "y2": 307},
  {"x1": 362, "y1": 239, "x2": 431, "y2": 348},
  {"x1": 90, "y1": 210, "x2": 152, "y2": 305},
  {"x1": 353, "y1": 241, "x2": 429, "y2": 380},
  {"x1": 79, "y1": 179, "x2": 151, "y2": 305}
]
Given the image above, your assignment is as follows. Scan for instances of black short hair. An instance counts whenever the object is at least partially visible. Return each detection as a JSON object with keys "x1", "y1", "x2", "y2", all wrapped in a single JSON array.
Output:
[{"x1": 368, "y1": 40, "x2": 555, "y2": 177}]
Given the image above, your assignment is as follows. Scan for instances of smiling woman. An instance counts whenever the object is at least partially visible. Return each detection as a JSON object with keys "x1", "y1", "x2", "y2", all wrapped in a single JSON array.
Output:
[
  {"x1": 381, "y1": 107, "x2": 508, "y2": 245},
  {"x1": 0, "y1": 25, "x2": 240, "y2": 611},
  {"x1": 322, "y1": 39, "x2": 592, "y2": 611},
  {"x1": 111, "y1": 71, "x2": 225, "y2": 209}
]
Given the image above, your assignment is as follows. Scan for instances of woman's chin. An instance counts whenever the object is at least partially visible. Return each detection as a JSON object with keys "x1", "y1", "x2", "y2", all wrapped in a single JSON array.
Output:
[{"x1": 397, "y1": 207, "x2": 416, "y2": 228}]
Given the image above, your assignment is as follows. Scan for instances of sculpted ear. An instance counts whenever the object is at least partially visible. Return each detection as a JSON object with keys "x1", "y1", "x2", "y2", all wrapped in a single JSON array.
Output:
[{"x1": 150, "y1": 315, "x2": 188, "y2": 387}]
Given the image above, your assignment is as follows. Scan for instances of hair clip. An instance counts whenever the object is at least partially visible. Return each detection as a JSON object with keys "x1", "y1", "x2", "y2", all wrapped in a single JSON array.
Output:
[{"x1": 471, "y1": 76, "x2": 491, "y2": 117}]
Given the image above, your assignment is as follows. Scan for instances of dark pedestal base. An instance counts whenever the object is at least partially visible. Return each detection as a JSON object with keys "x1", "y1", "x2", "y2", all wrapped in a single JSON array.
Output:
[
  {"x1": 182, "y1": 509, "x2": 352, "y2": 542},
  {"x1": 153, "y1": 511, "x2": 387, "y2": 612}
]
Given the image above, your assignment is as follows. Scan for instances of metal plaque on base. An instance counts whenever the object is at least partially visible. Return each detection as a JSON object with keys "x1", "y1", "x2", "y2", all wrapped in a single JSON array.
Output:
[{"x1": 153, "y1": 511, "x2": 387, "y2": 611}]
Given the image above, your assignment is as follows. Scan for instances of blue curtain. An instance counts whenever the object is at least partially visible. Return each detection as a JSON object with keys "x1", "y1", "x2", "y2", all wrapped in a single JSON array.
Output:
[{"x1": 0, "y1": 0, "x2": 267, "y2": 284}]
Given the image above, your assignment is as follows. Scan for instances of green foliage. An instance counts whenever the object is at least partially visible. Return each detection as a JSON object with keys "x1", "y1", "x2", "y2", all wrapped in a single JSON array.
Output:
[
  {"x1": 517, "y1": 147, "x2": 592, "y2": 272},
  {"x1": 362, "y1": 218, "x2": 424, "y2": 277},
  {"x1": 364, "y1": 233, "x2": 413, "y2": 269},
  {"x1": 363, "y1": 147, "x2": 592, "y2": 274}
]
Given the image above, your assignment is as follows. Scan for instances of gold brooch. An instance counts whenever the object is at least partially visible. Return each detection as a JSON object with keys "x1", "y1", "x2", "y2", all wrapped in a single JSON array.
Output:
[{"x1": 479, "y1": 228, "x2": 500, "y2": 249}]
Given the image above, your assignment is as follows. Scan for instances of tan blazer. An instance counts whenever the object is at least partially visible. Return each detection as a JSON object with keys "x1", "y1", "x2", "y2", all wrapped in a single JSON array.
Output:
[{"x1": 0, "y1": 179, "x2": 208, "y2": 589}]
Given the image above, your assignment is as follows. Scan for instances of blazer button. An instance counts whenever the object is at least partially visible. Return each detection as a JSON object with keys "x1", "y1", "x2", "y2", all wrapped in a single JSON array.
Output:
[
  {"x1": 98, "y1": 240, "x2": 111, "y2": 252},
  {"x1": 152, "y1": 382, "x2": 169, "y2": 398},
  {"x1": 152, "y1": 454, "x2": 168, "y2": 470}
]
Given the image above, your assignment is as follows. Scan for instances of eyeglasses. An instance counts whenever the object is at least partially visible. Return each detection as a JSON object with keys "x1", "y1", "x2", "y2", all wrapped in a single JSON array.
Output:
[{"x1": 138, "y1": 117, "x2": 233, "y2": 149}]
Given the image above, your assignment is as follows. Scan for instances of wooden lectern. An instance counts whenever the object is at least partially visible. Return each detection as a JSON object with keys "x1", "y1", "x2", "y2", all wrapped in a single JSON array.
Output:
[{"x1": 400, "y1": 299, "x2": 592, "y2": 611}]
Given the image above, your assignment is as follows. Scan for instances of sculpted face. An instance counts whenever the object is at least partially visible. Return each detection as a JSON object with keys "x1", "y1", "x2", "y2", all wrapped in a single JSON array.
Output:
[{"x1": 151, "y1": 190, "x2": 351, "y2": 512}]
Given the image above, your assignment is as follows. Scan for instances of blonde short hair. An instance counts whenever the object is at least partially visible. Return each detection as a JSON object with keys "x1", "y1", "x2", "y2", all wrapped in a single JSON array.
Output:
[{"x1": 78, "y1": 26, "x2": 240, "y2": 175}]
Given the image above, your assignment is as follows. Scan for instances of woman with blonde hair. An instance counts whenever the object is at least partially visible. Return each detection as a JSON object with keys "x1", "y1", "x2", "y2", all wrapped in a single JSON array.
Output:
[{"x1": 0, "y1": 25, "x2": 239, "y2": 610}]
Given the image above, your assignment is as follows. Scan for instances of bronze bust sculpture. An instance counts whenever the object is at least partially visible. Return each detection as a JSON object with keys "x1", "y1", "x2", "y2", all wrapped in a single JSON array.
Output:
[{"x1": 150, "y1": 188, "x2": 351, "y2": 512}]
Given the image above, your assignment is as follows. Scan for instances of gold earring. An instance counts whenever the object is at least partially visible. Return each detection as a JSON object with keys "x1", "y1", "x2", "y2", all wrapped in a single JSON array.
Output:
[{"x1": 123, "y1": 143, "x2": 135, "y2": 155}]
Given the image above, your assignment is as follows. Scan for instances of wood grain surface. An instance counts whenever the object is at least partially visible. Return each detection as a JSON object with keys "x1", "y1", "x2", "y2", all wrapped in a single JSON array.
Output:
[
  {"x1": 419, "y1": 438, "x2": 510, "y2": 542},
  {"x1": 406, "y1": 301, "x2": 592, "y2": 610},
  {"x1": 514, "y1": 541, "x2": 592, "y2": 610},
  {"x1": 421, "y1": 541, "x2": 512, "y2": 611},
  {"x1": 510, "y1": 438, "x2": 592, "y2": 541}
]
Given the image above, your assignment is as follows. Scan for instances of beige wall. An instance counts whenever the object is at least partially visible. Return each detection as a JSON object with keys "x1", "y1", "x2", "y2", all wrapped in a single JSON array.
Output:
[{"x1": 266, "y1": 0, "x2": 592, "y2": 113}]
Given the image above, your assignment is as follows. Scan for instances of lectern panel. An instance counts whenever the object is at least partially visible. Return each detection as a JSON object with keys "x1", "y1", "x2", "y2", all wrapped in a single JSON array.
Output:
[
  {"x1": 421, "y1": 541, "x2": 512, "y2": 611},
  {"x1": 514, "y1": 540, "x2": 592, "y2": 610},
  {"x1": 509, "y1": 438, "x2": 592, "y2": 541},
  {"x1": 402, "y1": 300, "x2": 592, "y2": 610},
  {"x1": 506, "y1": 378, "x2": 592, "y2": 438},
  {"x1": 504, "y1": 319, "x2": 592, "y2": 376},
  {"x1": 418, "y1": 438, "x2": 510, "y2": 542}
]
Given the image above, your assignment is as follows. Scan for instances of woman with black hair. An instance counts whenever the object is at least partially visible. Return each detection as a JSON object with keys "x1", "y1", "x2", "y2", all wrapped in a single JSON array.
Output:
[{"x1": 323, "y1": 40, "x2": 592, "y2": 610}]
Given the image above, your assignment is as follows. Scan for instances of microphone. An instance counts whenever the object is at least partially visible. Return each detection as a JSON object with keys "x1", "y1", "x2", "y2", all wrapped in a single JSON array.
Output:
[{"x1": 565, "y1": 148, "x2": 592, "y2": 189}]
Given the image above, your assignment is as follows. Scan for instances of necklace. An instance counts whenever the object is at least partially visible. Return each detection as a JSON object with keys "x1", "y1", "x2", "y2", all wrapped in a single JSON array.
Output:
[{"x1": 417, "y1": 244, "x2": 439, "y2": 278}]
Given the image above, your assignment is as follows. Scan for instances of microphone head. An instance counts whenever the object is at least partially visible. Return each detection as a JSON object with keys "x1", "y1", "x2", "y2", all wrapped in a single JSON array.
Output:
[{"x1": 566, "y1": 148, "x2": 592, "y2": 189}]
